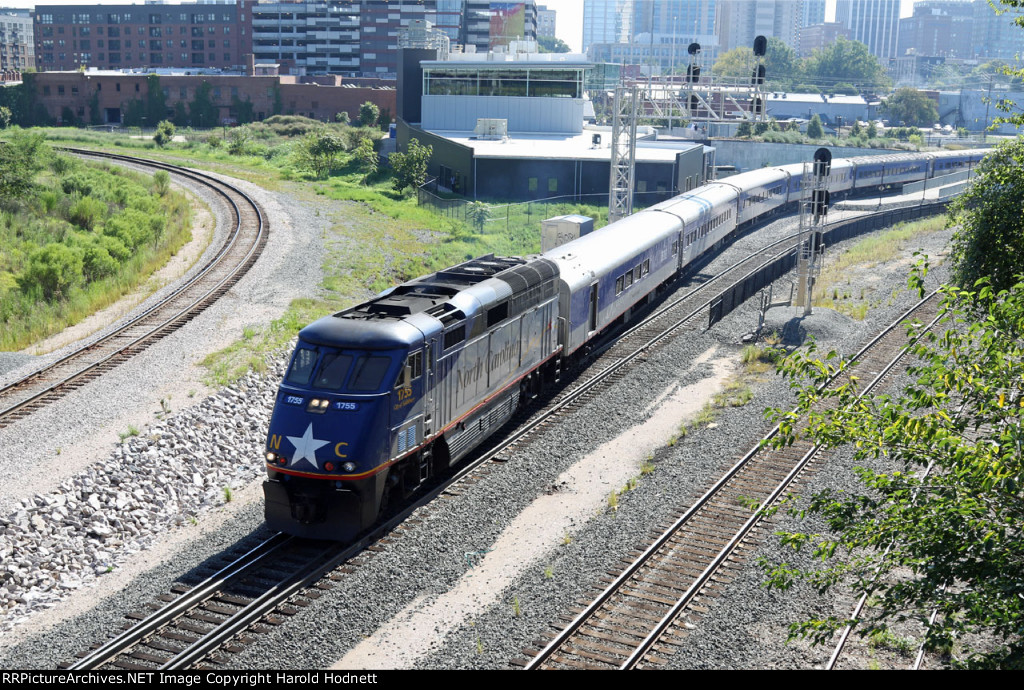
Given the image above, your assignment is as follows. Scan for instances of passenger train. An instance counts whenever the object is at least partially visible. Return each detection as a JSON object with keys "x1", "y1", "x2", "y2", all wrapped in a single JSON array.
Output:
[{"x1": 263, "y1": 147, "x2": 987, "y2": 540}]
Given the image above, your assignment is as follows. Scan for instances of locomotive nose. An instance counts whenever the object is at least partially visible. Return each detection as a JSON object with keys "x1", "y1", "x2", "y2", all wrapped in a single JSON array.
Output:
[{"x1": 266, "y1": 395, "x2": 388, "y2": 477}]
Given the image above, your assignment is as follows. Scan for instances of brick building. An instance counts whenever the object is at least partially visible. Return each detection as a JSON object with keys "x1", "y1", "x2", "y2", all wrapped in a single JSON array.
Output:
[
  {"x1": 33, "y1": 2, "x2": 252, "y2": 72},
  {"x1": 30, "y1": 70, "x2": 395, "y2": 126}
]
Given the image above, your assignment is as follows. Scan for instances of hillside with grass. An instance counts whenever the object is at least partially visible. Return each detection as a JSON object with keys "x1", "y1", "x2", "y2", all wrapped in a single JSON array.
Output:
[
  {"x1": 18, "y1": 116, "x2": 611, "y2": 381},
  {"x1": 0, "y1": 131, "x2": 192, "y2": 351}
]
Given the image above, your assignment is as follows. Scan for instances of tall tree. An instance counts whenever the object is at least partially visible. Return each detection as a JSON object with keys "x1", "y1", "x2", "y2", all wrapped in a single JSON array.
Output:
[
  {"x1": 537, "y1": 35, "x2": 570, "y2": 53},
  {"x1": 390, "y1": 138, "x2": 432, "y2": 193},
  {"x1": 711, "y1": 37, "x2": 800, "y2": 90},
  {"x1": 0, "y1": 130, "x2": 47, "y2": 205},
  {"x1": 947, "y1": 138, "x2": 1024, "y2": 292},
  {"x1": 359, "y1": 101, "x2": 380, "y2": 128},
  {"x1": 881, "y1": 87, "x2": 938, "y2": 127},
  {"x1": 801, "y1": 37, "x2": 890, "y2": 92}
]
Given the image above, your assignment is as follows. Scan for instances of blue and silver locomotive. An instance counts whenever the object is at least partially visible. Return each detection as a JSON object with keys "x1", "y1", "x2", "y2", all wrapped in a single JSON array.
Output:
[
  {"x1": 264, "y1": 147, "x2": 989, "y2": 540},
  {"x1": 264, "y1": 256, "x2": 561, "y2": 539}
]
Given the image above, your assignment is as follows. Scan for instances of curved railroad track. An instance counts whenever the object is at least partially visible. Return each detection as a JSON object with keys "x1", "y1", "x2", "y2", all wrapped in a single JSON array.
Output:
[
  {"x1": 0, "y1": 150, "x2": 267, "y2": 430},
  {"x1": 519, "y1": 291, "x2": 943, "y2": 670}
]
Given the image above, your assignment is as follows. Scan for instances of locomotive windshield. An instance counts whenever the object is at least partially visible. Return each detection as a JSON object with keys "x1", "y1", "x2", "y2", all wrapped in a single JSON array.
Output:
[
  {"x1": 314, "y1": 352, "x2": 354, "y2": 390},
  {"x1": 285, "y1": 347, "x2": 317, "y2": 384},
  {"x1": 284, "y1": 344, "x2": 396, "y2": 393},
  {"x1": 348, "y1": 355, "x2": 391, "y2": 392}
]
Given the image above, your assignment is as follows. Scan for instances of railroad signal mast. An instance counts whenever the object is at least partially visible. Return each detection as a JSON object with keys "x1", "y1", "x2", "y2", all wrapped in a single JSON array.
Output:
[
  {"x1": 608, "y1": 83, "x2": 639, "y2": 224},
  {"x1": 750, "y1": 35, "x2": 768, "y2": 124},
  {"x1": 796, "y1": 147, "x2": 830, "y2": 315}
]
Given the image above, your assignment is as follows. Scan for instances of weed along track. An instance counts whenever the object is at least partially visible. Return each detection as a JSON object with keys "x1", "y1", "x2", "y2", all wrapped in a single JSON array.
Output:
[
  {"x1": 518, "y1": 292, "x2": 943, "y2": 670},
  {"x1": 0, "y1": 150, "x2": 267, "y2": 429}
]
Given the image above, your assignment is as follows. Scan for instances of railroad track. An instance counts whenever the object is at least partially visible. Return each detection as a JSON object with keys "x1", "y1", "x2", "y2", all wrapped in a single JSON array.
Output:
[
  {"x1": 64, "y1": 210, "x2": 816, "y2": 671},
  {"x1": 65, "y1": 199, "x2": 941, "y2": 670},
  {"x1": 518, "y1": 291, "x2": 943, "y2": 670},
  {"x1": 0, "y1": 150, "x2": 267, "y2": 430}
]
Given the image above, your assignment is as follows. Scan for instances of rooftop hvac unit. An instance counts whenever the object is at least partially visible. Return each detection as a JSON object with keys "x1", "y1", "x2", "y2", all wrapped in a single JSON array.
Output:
[{"x1": 474, "y1": 118, "x2": 508, "y2": 140}]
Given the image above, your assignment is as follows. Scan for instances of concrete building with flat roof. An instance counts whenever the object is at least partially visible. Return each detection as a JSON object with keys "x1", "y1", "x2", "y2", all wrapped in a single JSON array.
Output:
[{"x1": 397, "y1": 45, "x2": 708, "y2": 201}]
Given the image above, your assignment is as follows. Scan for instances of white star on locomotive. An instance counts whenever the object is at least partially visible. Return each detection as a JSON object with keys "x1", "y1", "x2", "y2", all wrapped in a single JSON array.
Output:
[{"x1": 286, "y1": 423, "x2": 330, "y2": 469}]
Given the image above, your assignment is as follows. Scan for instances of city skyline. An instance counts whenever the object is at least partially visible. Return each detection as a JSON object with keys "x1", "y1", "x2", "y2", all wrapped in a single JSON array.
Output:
[{"x1": 0, "y1": 1, "x2": 972, "y2": 55}]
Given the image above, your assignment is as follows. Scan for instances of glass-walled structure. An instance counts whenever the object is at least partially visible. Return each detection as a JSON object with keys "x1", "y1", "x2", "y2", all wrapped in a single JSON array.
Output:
[
  {"x1": 420, "y1": 53, "x2": 592, "y2": 133},
  {"x1": 423, "y1": 65, "x2": 584, "y2": 98}
]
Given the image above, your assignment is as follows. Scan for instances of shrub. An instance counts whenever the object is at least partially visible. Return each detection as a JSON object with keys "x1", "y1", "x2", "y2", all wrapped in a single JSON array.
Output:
[
  {"x1": 153, "y1": 120, "x2": 176, "y2": 147},
  {"x1": 19, "y1": 243, "x2": 84, "y2": 299},
  {"x1": 68, "y1": 196, "x2": 107, "y2": 231}
]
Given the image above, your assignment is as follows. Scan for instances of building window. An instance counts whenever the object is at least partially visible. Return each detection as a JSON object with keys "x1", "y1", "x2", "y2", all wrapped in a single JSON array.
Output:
[
  {"x1": 548, "y1": 178, "x2": 557, "y2": 192},
  {"x1": 528, "y1": 178, "x2": 537, "y2": 192}
]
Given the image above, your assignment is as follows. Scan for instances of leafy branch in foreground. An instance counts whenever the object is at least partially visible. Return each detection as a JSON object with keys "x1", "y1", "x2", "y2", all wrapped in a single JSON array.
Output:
[{"x1": 761, "y1": 266, "x2": 1024, "y2": 669}]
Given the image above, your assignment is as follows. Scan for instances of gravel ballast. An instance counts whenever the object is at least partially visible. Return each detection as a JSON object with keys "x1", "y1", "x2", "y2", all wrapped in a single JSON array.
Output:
[{"x1": 0, "y1": 190, "x2": 958, "y2": 669}]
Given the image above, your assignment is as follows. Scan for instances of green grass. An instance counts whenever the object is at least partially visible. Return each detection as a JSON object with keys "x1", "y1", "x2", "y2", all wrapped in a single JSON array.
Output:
[
  {"x1": 868, "y1": 629, "x2": 917, "y2": 656},
  {"x1": 15, "y1": 124, "x2": 606, "y2": 384},
  {"x1": 813, "y1": 215, "x2": 947, "y2": 320},
  {"x1": 0, "y1": 150, "x2": 195, "y2": 351}
]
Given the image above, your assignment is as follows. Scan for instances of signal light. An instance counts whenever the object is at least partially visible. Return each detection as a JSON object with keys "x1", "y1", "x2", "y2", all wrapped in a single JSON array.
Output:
[{"x1": 324, "y1": 462, "x2": 335, "y2": 472}]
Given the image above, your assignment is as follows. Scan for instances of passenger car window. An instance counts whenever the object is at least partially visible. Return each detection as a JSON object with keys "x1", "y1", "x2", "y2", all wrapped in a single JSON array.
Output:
[
  {"x1": 285, "y1": 347, "x2": 317, "y2": 384},
  {"x1": 315, "y1": 352, "x2": 353, "y2": 390},
  {"x1": 349, "y1": 355, "x2": 392, "y2": 392}
]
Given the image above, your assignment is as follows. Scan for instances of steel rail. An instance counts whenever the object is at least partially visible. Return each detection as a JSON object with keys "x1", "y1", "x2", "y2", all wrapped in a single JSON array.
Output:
[
  {"x1": 69, "y1": 533, "x2": 293, "y2": 670},
  {"x1": 0, "y1": 150, "x2": 266, "y2": 424},
  {"x1": 526, "y1": 290, "x2": 942, "y2": 670}
]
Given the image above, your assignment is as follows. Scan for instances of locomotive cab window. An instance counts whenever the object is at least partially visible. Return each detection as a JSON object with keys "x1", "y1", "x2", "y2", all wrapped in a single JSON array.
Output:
[
  {"x1": 395, "y1": 351, "x2": 423, "y2": 389},
  {"x1": 286, "y1": 347, "x2": 317, "y2": 385},
  {"x1": 349, "y1": 355, "x2": 392, "y2": 392},
  {"x1": 314, "y1": 352, "x2": 353, "y2": 390}
]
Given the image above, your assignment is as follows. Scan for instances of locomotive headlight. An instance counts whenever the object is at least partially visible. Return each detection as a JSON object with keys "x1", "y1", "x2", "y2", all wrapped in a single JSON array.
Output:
[
  {"x1": 341, "y1": 462, "x2": 356, "y2": 472},
  {"x1": 318, "y1": 399, "x2": 329, "y2": 408},
  {"x1": 265, "y1": 452, "x2": 277, "y2": 462}
]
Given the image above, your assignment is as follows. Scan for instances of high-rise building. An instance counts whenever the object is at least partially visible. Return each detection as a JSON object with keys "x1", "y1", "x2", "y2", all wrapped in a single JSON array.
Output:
[
  {"x1": 801, "y1": 0, "x2": 825, "y2": 28},
  {"x1": 537, "y1": 4, "x2": 556, "y2": 38},
  {"x1": 716, "y1": 0, "x2": 801, "y2": 54},
  {"x1": 582, "y1": 0, "x2": 631, "y2": 52},
  {"x1": 0, "y1": 8, "x2": 34, "y2": 73},
  {"x1": 622, "y1": 0, "x2": 718, "y2": 69},
  {"x1": 251, "y1": 1, "x2": 359, "y2": 75},
  {"x1": 835, "y1": 0, "x2": 901, "y2": 60},
  {"x1": 971, "y1": 0, "x2": 1024, "y2": 60},
  {"x1": 799, "y1": 22, "x2": 849, "y2": 57},
  {"x1": 897, "y1": 0, "x2": 974, "y2": 58},
  {"x1": 462, "y1": 1, "x2": 538, "y2": 52},
  {"x1": 631, "y1": 0, "x2": 716, "y2": 42}
]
